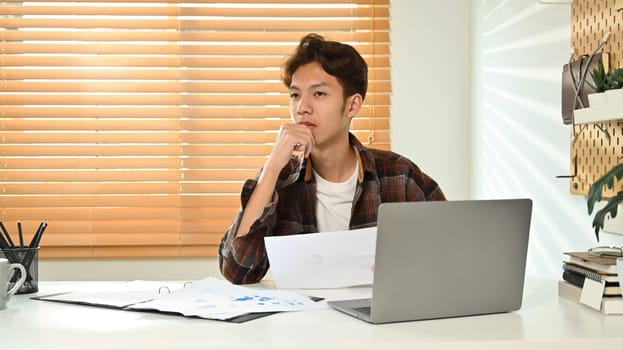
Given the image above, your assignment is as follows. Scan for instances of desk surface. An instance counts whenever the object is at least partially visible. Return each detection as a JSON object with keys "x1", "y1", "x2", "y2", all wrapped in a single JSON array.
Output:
[{"x1": 1, "y1": 277, "x2": 622, "y2": 350}]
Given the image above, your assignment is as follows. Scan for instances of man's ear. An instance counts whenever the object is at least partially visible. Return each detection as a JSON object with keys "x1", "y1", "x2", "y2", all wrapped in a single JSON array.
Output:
[{"x1": 346, "y1": 93, "x2": 363, "y2": 118}]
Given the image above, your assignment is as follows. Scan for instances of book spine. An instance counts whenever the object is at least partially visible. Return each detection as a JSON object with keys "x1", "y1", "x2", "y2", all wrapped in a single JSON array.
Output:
[
  {"x1": 566, "y1": 256, "x2": 617, "y2": 274},
  {"x1": 563, "y1": 262, "x2": 614, "y2": 282},
  {"x1": 602, "y1": 298, "x2": 623, "y2": 315},
  {"x1": 562, "y1": 270, "x2": 584, "y2": 288}
]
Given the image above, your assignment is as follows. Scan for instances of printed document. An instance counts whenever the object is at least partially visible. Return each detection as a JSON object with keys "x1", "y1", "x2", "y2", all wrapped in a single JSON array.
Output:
[
  {"x1": 129, "y1": 277, "x2": 324, "y2": 320},
  {"x1": 265, "y1": 227, "x2": 377, "y2": 289}
]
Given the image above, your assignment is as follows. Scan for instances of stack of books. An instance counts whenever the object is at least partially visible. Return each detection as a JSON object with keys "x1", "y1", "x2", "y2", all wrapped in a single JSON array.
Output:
[{"x1": 558, "y1": 251, "x2": 623, "y2": 315}]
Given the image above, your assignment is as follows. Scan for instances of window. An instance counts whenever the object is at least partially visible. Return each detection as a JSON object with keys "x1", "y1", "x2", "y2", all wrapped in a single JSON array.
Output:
[{"x1": 0, "y1": 0, "x2": 391, "y2": 258}]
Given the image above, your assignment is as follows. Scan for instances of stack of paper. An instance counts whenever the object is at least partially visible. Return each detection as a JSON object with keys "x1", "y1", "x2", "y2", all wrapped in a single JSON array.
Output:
[{"x1": 128, "y1": 277, "x2": 325, "y2": 320}]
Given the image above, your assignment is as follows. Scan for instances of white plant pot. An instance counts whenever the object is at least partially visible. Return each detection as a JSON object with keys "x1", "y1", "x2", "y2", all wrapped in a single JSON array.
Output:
[
  {"x1": 588, "y1": 92, "x2": 608, "y2": 106},
  {"x1": 605, "y1": 89, "x2": 623, "y2": 103}
]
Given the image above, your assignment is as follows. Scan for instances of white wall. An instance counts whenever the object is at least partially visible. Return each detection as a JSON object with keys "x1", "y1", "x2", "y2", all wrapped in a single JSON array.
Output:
[
  {"x1": 40, "y1": 258, "x2": 222, "y2": 281},
  {"x1": 390, "y1": 0, "x2": 471, "y2": 200},
  {"x1": 41, "y1": 0, "x2": 623, "y2": 281}
]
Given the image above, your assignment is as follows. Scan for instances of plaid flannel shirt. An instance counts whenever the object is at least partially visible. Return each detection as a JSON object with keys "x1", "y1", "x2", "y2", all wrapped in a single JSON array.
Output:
[{"x1": 218, "y1": 133, "x2": 446, "y2": 284}]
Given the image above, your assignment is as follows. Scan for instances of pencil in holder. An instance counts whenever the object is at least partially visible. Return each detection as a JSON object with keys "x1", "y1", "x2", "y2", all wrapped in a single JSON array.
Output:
[{"x1": 0, "y1": 247, "x2": 40, "y2": 294}]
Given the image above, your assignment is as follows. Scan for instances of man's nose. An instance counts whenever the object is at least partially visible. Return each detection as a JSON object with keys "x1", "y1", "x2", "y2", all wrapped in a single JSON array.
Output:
[{"x1": 296, "y1": 95, "x2": 312, "y2": 115}]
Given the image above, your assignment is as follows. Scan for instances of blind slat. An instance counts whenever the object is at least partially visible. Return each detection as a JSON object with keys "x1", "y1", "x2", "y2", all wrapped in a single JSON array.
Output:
[
  {"x1": 5, "y1": 169, "x2": 259, "y2": 182},
  {"x1": 3, "y1": 5, "x2": 389, "y2": 18},
  {"x1": 0, "y1": 219, "x2": 237, "y2": 235},
  {"x1": 40, "y1": 246, "x2": 219, "y2": 259},
  {"x1": 6, "y1": 194, "x2": 240, "y2": 208},
  {"x1": 2, "y1": 105, "x2": 390, "y2": 118},
  {"x1": 2, "y1": 18, "x2": 389, "y2": 30},
  {"x1": 3, "y1": 43, "x2": 390, "y2": 56},
  {"x1": 2, "y1": 118, "x2": 390, "y2": 133},
  {"x1": 2, "y1": 144, "x2": 277, "y2": 156},
  {"x1": 0, "y1": 67, "x2": 391, "y2": 81},
  {"x1": 3, "y1": 81, "x2": 391, "y2": 93},
  {"x1": 1, "y1": 55, "x2": 391, "y2": 68},
  {"x1": 3, "y1": 157, "x2": 267, "y2": 170},
  {"x1": 0, "y1": 0, "x2": 387, "y2": 3},
  {"x1": 2, "y1": 208, "x2": 239, "y2": 222},
  {"x1": 2, "y1": 30, "x2": 390, "y2": 43},
  {"x1": 3, "y1": 93, "x2": 391, "y2": 106},
  {"x1": 3, "y1": 182, "x2": 245, "y2": 195},
  {"x1": 2, "y1": 130, "x2": 390, "y2": 145}
]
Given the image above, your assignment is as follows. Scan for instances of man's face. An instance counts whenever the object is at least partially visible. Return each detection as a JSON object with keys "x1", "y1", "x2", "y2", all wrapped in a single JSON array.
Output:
[{"x1": 288, "y1": 61, "x2": 352, "y2": 148}]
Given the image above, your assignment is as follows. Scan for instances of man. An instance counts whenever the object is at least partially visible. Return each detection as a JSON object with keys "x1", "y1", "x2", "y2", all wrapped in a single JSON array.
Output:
[{"x1": 219, "y1": 34, "x2": 445, "y2": 284}]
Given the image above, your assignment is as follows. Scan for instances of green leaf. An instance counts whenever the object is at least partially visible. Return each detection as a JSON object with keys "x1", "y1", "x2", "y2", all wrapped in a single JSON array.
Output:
[
  {"x1": 611, "y1": 68, "x2": 623, "y2": 87},
  {"x1": 589, "y1": 64, "x2": 623, "y2": 92},
  {"x1": 592, "y1": 191, "x2": 623, "y2": 242},
  {"x1": 587, "y1": 163, "x2": 623, "y2": 214},
  {"x1": 590, "y1": 63, "x2": 609, "y2": 92}
]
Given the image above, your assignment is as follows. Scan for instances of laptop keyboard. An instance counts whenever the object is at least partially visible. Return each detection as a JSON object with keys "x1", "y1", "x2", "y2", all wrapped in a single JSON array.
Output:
[{"x1": 353, "y1": 306, "x2": 371, "y2": 316}]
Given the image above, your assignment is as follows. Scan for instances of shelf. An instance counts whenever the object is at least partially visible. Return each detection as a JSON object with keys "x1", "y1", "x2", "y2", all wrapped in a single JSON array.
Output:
[{"x1": 574, "y1": 103, "x2": 623, "y2": 124}]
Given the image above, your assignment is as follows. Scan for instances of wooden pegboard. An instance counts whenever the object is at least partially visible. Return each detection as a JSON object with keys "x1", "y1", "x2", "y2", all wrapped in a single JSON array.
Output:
[{"x1": 570, "y1": 0, "x2": 623, "y2": 196}]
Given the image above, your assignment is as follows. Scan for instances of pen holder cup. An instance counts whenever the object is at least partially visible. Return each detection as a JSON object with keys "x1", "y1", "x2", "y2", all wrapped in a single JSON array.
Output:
[{"x1": 0, "y1": 247, "x2": 39, "y2": 294}]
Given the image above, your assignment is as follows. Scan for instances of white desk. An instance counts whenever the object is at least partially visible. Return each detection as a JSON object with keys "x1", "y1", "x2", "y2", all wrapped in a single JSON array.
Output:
[{"x1": 1, "y1": 277, "x2": 622, "y2": 350}]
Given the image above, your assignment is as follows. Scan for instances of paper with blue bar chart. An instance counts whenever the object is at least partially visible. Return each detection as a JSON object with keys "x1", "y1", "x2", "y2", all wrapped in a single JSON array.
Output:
[{"x1": 127, "y1": 277, "x2": 325, "y2": 320}]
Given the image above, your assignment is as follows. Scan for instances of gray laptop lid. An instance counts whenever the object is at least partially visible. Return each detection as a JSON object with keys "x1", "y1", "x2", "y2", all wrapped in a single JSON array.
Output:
[{"x1": 329, "y1": 199, "x2": 532, "y2": 324}]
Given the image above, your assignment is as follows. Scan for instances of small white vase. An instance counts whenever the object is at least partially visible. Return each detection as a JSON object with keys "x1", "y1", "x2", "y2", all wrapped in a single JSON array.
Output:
[{"x1": 588, "y1": 92, "x2": 608, "y2": 106}]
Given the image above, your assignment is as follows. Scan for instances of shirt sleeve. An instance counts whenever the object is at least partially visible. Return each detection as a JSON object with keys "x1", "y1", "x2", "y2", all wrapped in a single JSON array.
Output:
[
  {"x1": 218, "y1": 178, "x2": 277, "y2": 284},
  {"x1": 218, "y1": 157, "x2": 303, "y2": 284},
  {"x1": 406, "y1": 163, "x2": 446, "y2": 202}
]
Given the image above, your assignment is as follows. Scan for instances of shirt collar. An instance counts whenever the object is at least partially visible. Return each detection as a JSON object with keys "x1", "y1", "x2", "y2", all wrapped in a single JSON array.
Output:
[{"x1": 303, "y1": 133, "x2": 367, "y2": 183}]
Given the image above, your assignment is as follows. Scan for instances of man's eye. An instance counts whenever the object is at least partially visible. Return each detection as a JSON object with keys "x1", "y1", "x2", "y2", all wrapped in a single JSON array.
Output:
[
  {"x1": 290, "y1": 93, "x2": 299, "y2": 98},
  {"x1": 314, "y1": 91, "x2": 326, "y2": 97}
]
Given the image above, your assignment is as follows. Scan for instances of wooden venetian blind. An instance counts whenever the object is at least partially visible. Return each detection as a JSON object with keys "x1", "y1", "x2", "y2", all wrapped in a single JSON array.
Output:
[{"x1": 0, "y1": 0, "x2": 391, "y2": 258}]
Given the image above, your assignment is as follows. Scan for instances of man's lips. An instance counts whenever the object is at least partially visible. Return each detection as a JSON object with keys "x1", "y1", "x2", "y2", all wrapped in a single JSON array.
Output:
[{"x1": 298, "y1": 121, "x2": 316, "y2": 129}]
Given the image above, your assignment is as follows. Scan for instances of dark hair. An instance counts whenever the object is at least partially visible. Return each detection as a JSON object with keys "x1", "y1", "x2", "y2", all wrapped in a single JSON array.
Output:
[{"x1": 281, "y1": 33, "x2": 368, "y2": 101}]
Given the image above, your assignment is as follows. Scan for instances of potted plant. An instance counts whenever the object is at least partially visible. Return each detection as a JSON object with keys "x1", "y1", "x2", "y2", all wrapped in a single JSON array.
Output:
[
  {"x1": 587, "y1": 63, "x2": 623, "y2": 105},
  {"x1": 586, "y1": 162, "x2": 623, "y2": 241},
  {"x1": 589, "y1": 62, "x2": 611, "y2": 93},
  {"x1": 605, "y1": 68, "x2": 623, "y2": 102}
]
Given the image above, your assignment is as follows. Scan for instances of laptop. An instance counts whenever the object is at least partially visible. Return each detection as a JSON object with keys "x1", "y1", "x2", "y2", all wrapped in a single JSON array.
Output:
[{"x1": 327, "y1": 199, "x2": 532, "y2": 324}]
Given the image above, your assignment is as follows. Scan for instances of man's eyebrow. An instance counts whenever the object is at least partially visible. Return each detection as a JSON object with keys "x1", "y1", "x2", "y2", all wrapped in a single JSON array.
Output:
[{"x1": 289, "y1": 82, "x2": 331, "y2": 90}]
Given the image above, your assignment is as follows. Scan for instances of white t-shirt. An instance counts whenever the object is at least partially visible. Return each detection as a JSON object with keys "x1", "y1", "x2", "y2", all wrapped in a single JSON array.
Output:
[{"x1": 313, "y1": 163, "x2": 358, "y2": 232}]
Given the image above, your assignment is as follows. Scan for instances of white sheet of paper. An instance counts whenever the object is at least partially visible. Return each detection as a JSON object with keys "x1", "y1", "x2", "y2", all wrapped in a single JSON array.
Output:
[
  {"x1": 129, "y1": 277, "x2": 324, "y2": 320},
  {"x1": 264, "y1": 227, "x2": 376, "y2": 289},
  {"x1": 580, "y1": 278, "x2": 605, "y2": 311},
  {"x1": 40, "y1": 281, "x2": 185, "y2": 308}
]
